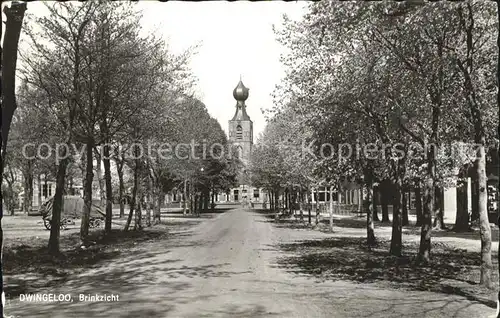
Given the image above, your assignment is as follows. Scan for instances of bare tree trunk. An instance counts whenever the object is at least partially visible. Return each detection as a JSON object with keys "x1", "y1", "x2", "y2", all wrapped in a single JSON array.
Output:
[
  {"x1": 183, "y1": 179, "x2": 188, "y2": 215},
  {"x1": 48, "y1": 154, "x2": 70, "y2": 255},
  {"x1": 476, "y1": 143, "x2": 492, "y2": 287},
  {"x1": 389, "y1": 177, "x2": 403, "y2": 257},
  {"x1": 95, "y1": 150, "x2": 105, "y2": 208},
  {"x1": 196, "y1": 193, "x2": 201, "y2": 215},
  {"x1": 23, "y1": 160, "x2": 34, "y2": 213},
  {"x1": 274, "y1": 191, "x2": 277, "y2": 212},
  {"x1": 471, "y1": 170, "x2": 479, "y2": 222},
  {"x1": 193, "y1": 193, "x2": 198, "y2": 216},
  {"x1": 274, "y1": 191, "x2": 277, "y2": 211},
  {"x1": 402, "y1": 189, "x2": 409, "y2": 226},
  {"x1": 329, "y1": 186, "x2": 334, "y2": 232},
  {"x1": 283, "y1": 187, "x2": 292, "y2": 216},
  {"x1": 283, "y1": 188, "x2": 287, "y2": 214},
  {"x1": 37, "y1": 173, "x2": 42, "y2": 208},
  {"x1": 25, "y1": 166, "x2": 34, "y2": 212},
  {"x1": 211, "y1": 188, "x2": 215, "y2": 211},
  {"x1": 418, "y1": 174, "x2": 434, "y2": 264},
  {"x1": 124, "y1": 149, "x2": 139, "y2": 232},
  {"x1": 146, "y1": 193, "x2": 151, "y2": 227},
  {"x1": 190, "y1": 190, "x2": 194, "y2": 216},
  {"x1": 134, "y1": 194, "x2": 143, "y2": 231},
  {"x1": 417, "y1": 85, "x2": 441, "y2": 263},
  {"x1": 455, "y1": 170, "x2": 469, "y2": 232},
  {"x1": 337, "y1": 190, "x2": 342, "y2": 216},
  {"x1": 145, "y1": 173, "x2": 153, "y2": 227},
  {"x1": 150, "y1": 190, "x2": 156, "y2": 225},
  {"x1": 103, "y1": 144, "x2": 113, "y2": 233},
  {"x1": 366, "y1": 182, "x2": 376, "y2": 247},
  {"x1": 44, "y1": 178, "x2": 48, "y2": 201},
  {"x1": 299, "y1": 188, "x2": 304, "y2": 222},
  {"x1": 4, "y1": 173, "x2": 16, "y2": 216},
  {"x1": 270, "y1": 191, "x2": 274, "y2": 211},
  {"x1": 415, "y1": 182, "x2": 423, "y2": 226},
  {"x1": 496, "y1": 1, "x2": 500, "y2": 300},
  {"x1": 197, "y1": 193, "x2": 202, "y2": 215},
  {"x1": 81, "y1": 141, "x2": 94, "y2": 245},
  {"x1": 1, "y1": 2, "x2": 27, "y2": 164},
  {"x1": 381, "y1": 180, "x2": 390, "y2": 222},
  {"x1": 373, "y1": 184, "x2": 380, "y2": 222},
  {"x1": 197, "y1": 191, "x2": 205, "y2": 216},
  {"x1": 154, "y1": 190, "x2": 162, "y2": 224},
  {"x1": 315, "y1": 187, "x2": 320, "y2": 226},
  {"x1": 274, "y1": 190, "x2": 280, "y2": 222},
  {"x1": 118, "y1": 166, "x2": 124, "y2": 218},
  {"x1": 115, "y1": 153, "x2": 125, "y2": 218},
  {"x1": 307, "y1": 189, "x2": 312, "y2": 225}
]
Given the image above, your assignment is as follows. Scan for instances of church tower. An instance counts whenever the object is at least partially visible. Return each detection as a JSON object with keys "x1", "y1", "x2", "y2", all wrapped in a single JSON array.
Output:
[{"x1": 228, "y1": 78, "x2": 253, "y2": 166}]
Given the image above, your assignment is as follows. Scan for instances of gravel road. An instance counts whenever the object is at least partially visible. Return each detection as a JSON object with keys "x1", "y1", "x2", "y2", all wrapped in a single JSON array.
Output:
[{"x1": 5, "y1": 208, "x2": 496, "y2": 317}]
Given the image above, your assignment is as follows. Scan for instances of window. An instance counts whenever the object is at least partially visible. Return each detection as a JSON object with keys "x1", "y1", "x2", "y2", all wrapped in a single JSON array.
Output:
[
  {"x1": 42, "y1": 184, "x2": 48, "y2": 197},
  {"x1": 318, "y1": 192, "x2": 325, "y2": 202},
  {"x1": 234, "y1": 189, "x2": 239, "y2": 201},
  {"x1": 236, "y1": 125, "x2": 243, "y2": 140},
  {"x1": 48, "y1": 185, "x2": 52, "y2": 197},
  {"x1": 254, "y1": 189, "x2": 260, "y2": 198}
]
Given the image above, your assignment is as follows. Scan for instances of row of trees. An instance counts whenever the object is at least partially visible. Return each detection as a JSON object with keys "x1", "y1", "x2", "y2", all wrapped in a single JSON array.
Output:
[
  {"x1": 1, "y1": 3, "x2": 241, "y2": 315},
  {"x1": 251, "y1": 1, "x2": 499, "y2": 288},
  {"x1": 2, "y1": 1, "x2": 239, "y2": 253}
]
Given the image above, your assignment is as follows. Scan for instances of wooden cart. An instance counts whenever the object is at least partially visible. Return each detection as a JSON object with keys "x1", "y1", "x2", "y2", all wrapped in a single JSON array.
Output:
[{"x1": 40, "y1": 196, "x2": 106, "y2": 230}]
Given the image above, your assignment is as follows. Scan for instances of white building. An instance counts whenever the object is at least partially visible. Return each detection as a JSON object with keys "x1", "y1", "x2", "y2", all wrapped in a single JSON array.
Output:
[{"x1": 18, "y1": 176, "x2": 101, "y2": 211}]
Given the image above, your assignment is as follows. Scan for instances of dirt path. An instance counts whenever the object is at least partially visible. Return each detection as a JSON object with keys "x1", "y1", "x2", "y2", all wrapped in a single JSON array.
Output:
[{"x1": 5, "y1": 208, "x2": 497, "y2": 317}]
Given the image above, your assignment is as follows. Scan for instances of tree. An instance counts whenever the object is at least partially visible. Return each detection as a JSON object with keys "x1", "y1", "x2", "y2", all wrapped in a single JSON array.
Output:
[
  {"x1": 274, "y1": 4, "x2": 411, "y2": 255},
  {"x1": 496, "y1": 0, "x2": 499, "y2": 301},
  {"x1": 1, "y1": 1, "x2": 27, "y2": 313},
  {"x1": 21, "y1": 1, "x2": 193, "y2": 242},
  {"x1": 21, "y1": 1, "x2": 98, "y2": 251},
  {"x1": 274, "y1": 0, "x2": 498, "y2": 267},
  {"x1": 450, "y1": 1, "x2": 497, "y2": 287},
  {"x1": 82, "y1": 2, "x2": 190, "y2": 233},
  {"x1": 160, "y1": 94, "x2": 235, "y2": 217}
]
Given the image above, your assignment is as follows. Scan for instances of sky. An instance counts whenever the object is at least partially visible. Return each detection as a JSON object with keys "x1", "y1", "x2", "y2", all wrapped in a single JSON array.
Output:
[
  {"x1": 138, "y1": 1, "x2": 307, "y2": 138},
  {"x1": 4, "y1": 1, "x2": 308, "y2": 139}
]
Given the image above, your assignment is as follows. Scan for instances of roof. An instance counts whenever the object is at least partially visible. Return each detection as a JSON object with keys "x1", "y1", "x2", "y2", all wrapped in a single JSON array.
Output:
[{"x1": 231, "y1": 102, "x2": 252, "y2": 121}]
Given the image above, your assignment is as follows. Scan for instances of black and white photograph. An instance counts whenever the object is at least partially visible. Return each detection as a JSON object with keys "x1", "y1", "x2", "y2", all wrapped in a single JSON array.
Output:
[{"x1": 1, "y1": 0, "x2": 499, "y2": 317}]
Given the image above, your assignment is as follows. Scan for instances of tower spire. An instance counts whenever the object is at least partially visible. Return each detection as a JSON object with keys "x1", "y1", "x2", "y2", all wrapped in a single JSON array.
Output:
[
  {"x1": 231, "y1": 77, "x2": 251, "y2": 121},
  {"x1": 233, "y1": 77, "x2": 249, "y2": 102}
]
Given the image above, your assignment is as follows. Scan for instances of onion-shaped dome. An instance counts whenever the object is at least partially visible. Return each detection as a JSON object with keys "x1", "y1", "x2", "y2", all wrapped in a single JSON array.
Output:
[{"x1": 233, "y1": 79, "x2": 249, "y2": 101}]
